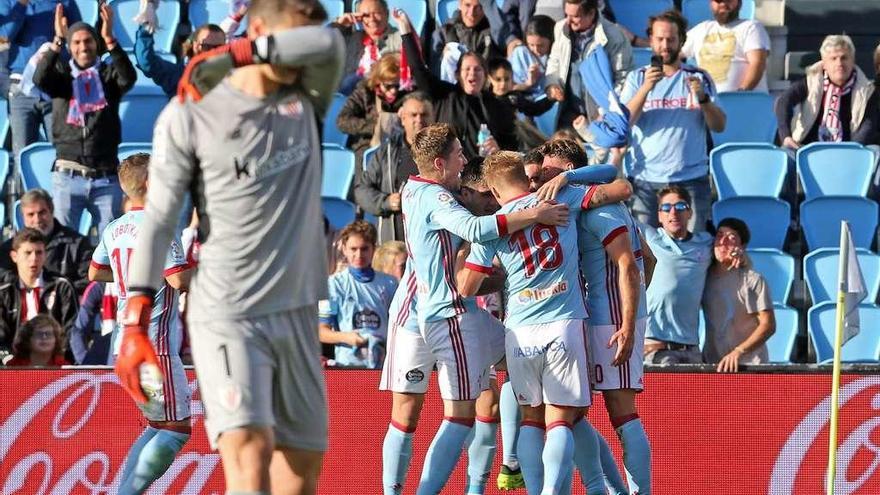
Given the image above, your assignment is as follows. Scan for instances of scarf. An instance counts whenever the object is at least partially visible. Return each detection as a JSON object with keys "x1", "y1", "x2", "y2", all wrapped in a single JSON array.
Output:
[
  {"x1": 577, "y1": 45, "x2": 630, "y2": 148},
  {"x1": 349, "y1": 266, "x2": 376, "y2": 283},
  {"x1": 819, "y1": 71, "x2": 856, "y2": 142},
  {"x1": 358, "y1": 33, "x2": 415, "y2": 91},
  {"x1": 66, "y1": 59, "x2": 108, "y2": 127}
]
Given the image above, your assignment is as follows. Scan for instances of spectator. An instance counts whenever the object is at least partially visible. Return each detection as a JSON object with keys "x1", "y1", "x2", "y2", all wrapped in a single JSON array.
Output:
[
  {"x1": 544, "y1": 0, "x2": 632, "y2": 144},
  {"x1": 398, "y1": 9, "x2": 520, "y2": 158},
  {"x1": 486, "y1": 58, "x2": 553, "y2": 147},
  {"x1": 509, "y1": 14, "x2": 554, "y2": 99},
  {"x1": 5, "y1": 314, "x2": 68, "y2": 366},
  {"x1": 134, "y1": 22, "x2": 226, "y2": 98},
  {"x1": 318, "y1": 220, "x2": 397, "y2": 369},
  {"x1": 33, "y1": 5, "x2": 135, "y2": 235},
  {"x1": 336, "y1": 52, "x2": 406, "y2": 164},
  {"x1": 776, "y1": 34, "x2": 878, "y2": 151},
  {"x1": 0, "y1": 0, "x2": 82, "y2": 180},
  {"x1": 681, "y1": 0, "x2": 770, "y2": 92},
  {"x1": 0, "y1": 188, "x2": 93, "y2": 294},
  {"x1": 373, "y1": 240, "x2": 406, "y2": 280},
  {"x1": 431, "y1": 0, "x2": 504, "y2": 79},
  {"x1": 621, "y1": 10, "x2": 725, "y2": 232},
  {"x1": 354, "y1": 91, "x2": 433, "y2": 244},
  {"x1": 642, "y1": 186, "x2": 713, "y2": 364},
  {"x1": 68, "y1": 280, "x2": 115, "y2": 364},
  {"x1": 0, "y1": 228, "x2": 78, "y2": 357},
  {"x1": 331, "y1": 0, "x2": 402, "y2": 94},
  {"x1": 703, "y1": 217, "x2": 775, "y2": 373}
]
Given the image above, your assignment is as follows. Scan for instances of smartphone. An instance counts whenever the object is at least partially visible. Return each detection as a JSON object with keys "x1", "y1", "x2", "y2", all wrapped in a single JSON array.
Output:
[{"x1": 650, "y1": 55, "x2": 663, "y2": 70}]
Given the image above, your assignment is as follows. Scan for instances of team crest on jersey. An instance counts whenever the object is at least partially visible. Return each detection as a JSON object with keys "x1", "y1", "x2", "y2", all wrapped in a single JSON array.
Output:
[
  {"x1": 277, "y1": 97, "x2": 304, "y2": 118},
  {"x1": 220, "y1": 383, "x2": 243, "y2": 412}
]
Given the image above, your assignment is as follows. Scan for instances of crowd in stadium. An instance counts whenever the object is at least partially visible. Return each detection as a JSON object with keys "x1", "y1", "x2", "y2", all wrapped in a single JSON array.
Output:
[{"x1": 0, "y1": 0, "x2": 877, "y2": 374}]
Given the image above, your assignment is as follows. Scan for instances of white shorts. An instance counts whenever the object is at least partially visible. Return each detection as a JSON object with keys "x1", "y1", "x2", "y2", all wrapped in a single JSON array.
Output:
[
  {"x1": 506, "y1": 319, "x2": 591, "y2": 408},
  {"x1": 588, "y1": 318, "x2": 647, "y2": 392},
  {"x1": 380, "y1": 309, "x2": 505, "y2": 400},
  {"x1": 139, "y1": 353, "x2": 191, "y2": 422}
]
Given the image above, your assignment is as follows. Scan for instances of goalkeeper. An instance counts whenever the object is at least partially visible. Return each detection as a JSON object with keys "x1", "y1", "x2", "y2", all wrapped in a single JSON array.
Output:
[{"x1": 114, "y1": 1, "x2": 344, "y2": 493}]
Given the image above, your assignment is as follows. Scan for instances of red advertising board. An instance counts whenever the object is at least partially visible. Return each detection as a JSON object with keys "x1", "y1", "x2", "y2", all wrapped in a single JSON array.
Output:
[{"x1": 1, "y1": 369, "x2": 879, "y2": 494}]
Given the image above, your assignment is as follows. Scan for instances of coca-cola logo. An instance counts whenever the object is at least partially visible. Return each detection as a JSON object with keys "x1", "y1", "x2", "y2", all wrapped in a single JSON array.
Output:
[
  {"x1": 770, "y1": 376, "x2": 880, "y2": 494},
  {"x1": 0, "y1": 371, "x2": 222, "y2": 494}
]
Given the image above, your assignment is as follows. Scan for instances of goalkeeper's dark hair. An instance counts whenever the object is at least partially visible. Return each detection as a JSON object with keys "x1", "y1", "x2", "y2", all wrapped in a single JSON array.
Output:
[{"x1": 250, "y1": 0, "x2": 328, "y2": 26}]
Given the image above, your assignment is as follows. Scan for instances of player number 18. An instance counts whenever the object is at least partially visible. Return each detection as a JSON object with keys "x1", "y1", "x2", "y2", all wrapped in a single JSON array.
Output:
[{"x1": 508, "y1": 225, "x2": 563, "y2": 278}]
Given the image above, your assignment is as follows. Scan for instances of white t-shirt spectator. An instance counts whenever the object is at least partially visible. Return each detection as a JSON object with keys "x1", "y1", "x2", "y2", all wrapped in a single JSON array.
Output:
[{"x1": 682, "y1": 19, "x2": 770, "y2": 92}]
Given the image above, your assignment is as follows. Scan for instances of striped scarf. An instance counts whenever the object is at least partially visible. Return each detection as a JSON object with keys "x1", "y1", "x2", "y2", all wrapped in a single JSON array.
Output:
[{"x1": 819, "y1": 71, "x2": 856, "y2": 142}]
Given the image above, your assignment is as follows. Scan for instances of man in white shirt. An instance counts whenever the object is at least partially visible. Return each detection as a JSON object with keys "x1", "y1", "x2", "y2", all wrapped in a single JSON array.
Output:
[{"x1": 681, "y1": 0, "x2": 770, "y2": 92}]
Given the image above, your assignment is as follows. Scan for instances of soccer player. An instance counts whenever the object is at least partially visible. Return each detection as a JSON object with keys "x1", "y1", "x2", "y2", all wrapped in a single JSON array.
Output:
[
  {"x1": 88, "y1": 153, "x2": 192, "y2": 495},
  {"x1": 541, "y1": 139, "x2": 653, "y2": 495},
  {"x1": 114, "y1": 1, "x2": 345, "y2": 493},
  {"x1": 319, "y1": 220, "x2": 397, "y2": 368}
]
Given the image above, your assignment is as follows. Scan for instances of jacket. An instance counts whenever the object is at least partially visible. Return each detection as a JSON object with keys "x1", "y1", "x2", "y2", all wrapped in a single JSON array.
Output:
[
  {"x1": 544, "y1": 16, "x2": 632, "y2": 121},
  {"x1": 32, "y1": 44, "x2": 136, "y2": 172},
  {"x1": 777, "y1": 61, "x2": 878, "y2": 144},
  {"x1": 0, "y1": 219, "x2": 94, "y2": 295},
  {"x1": 404, "y1": 32, "x2": 520, "y2": 157},
  {"x1": 333, "y1": 24, "x2": 403, "y2": 81},
  {"x1": 431, "y1": 11, "x2": 504, "y2": 75},
  {"x1": 134, "y1": 26, "x2": 183, "y2": 98},
  {"x1": 0, "y1": 270, "x2": 78, "y2": 353},
  {"x1": 336, "y1": 78, "x2": 403, "y2": 155},
  {"x1": 353, "y1": 131, "x2": 414, "y2": 243}
]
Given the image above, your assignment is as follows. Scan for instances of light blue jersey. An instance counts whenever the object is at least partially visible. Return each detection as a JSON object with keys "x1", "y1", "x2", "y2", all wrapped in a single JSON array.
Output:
[
  {"x1": 577, "y1": 203, "x2": 648, "y2": 326},
  {"x1": 620, "y1": 64, "x2": 718, "y2": 183},
  {"x1": 509, "y1": 45, "x2": 548, "y2": 99},
  {"x1": 402, "y1": 176, "x2": 506, "y2": 326},
  {"x1": 642, "y1": 224, "x2": 713, "y2": 345},
  {"x1": 388, "y1": 262, "x2": 420, "y2": 334},
  {"x1": 318, "y1": 268, "x2": 398, "y2": 367},
  {"x1": 91, "y1": 208, "x2": 189, "y2": 356},
  {"x1": 467, "y1": 186, "x2": 592, "y2": 328}
]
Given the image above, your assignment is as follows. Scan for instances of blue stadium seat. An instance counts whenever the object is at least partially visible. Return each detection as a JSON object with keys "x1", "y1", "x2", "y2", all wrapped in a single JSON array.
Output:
[
  {"x1": 0, "y1": 151, "x2": 9, "y2": 191},
  {"x1": 15, "y1": 199, "x2": 92, "y2": 236},
  {"x1": 800, "y1": 197, "x2": 878, "y2": 251},
  {"x1": 710, "y1": 143, "x2": 788, "y2": 200},
  {"x1": 711, "y1": 92, "x2": 777, "y2": 145},
  {"x1": 362, "y1": 144, "x2": 380, "y2": 172},
  {"x1": 109, "y1": 0, "x2": 181, "y2": 53},
  {"x1": 126, "y1": 52, "x2": 178, "y2": 94},
  {"x1": 353, "y1": 0, "x2": 426, "y2": 35},
  {"x1": 75, "y1": 0, "x2": 100, "y2": 25},
  {"x1": 712, "y1": 197, "x2": 790, "y2": 250},
  {"x1": 766, "y1": 306, "x2": 798, "y2": 363},
  {"x1": 608, "y1": 0, "x2": 674, "y2": 37},
  {"x1": 632, "y1": 47, "x2": 652, "y2": 68},
  {"x1": 118, "y1": 143, "x2": 153, "y2": 161},
  {"x1": 804, "y1": 247, "x2": 880, "y2": 304},
  {"x1": 189, "y1": 0, "x2": 246, "y2": 35},
  {"x1": 19, "y1": 143, "x2": 56, "y2": 192},
  {"x1": 797, "y1": 142, "x2": 876, "y2": 199},
  {"x1": 534, "y1": 100, "x2": 559, "y2": 137},
  {"x1": 320, "y1": 0, "x2": 344, "y2": 21},
  {"x1": 808, "y1": 302, "x2": 880, "y2": 363},
  {"x1": 119, "y1": 93, "x2": 168, "y2": 142},
  {"x1": 322, "y1": 146, "x2": 356, "y2": 199},
  {"x1": 747, "y1": 248, "x2": 795, "y2": 306},
  {"x1": 435, "y1": 0, "x2": 458, "y2": 26},
  {"x1": 323, "y1": 93, "x2": 348, "y2": 147},
  {"x1": 0, "y1": 99, "x2": 8, "y2": 148},
  {"x1": 322, "y1": 197, "x2": 356, "y2": 230},
  {"x1": 681, "y1": 0, "x2": 755, "y2": 26}
]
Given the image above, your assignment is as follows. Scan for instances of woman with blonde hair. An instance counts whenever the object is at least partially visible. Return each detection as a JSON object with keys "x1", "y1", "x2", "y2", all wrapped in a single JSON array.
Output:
[{"x1": 373, "y1": 240, "x2": 407, "y2": 280}]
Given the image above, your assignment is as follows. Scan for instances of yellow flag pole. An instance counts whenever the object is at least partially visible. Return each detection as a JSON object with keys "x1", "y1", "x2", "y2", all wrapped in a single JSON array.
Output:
[{"x1": 826, "y1": 221, "x2": 848, "y2": 495}]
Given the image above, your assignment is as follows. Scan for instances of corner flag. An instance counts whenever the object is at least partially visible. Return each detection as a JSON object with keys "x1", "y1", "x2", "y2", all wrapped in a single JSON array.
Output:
[{"x1": 840, "y1": 221, "x2": 867, "y2": 344}]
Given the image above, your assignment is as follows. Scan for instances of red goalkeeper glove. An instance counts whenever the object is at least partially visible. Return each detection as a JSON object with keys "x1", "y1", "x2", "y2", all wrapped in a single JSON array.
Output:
[
  {"x1": 178, "y1": 36, "x2": 278, "y2": 102},
  {"x1": 114, "y1": 294, "x2": 160, "y2": 404}
]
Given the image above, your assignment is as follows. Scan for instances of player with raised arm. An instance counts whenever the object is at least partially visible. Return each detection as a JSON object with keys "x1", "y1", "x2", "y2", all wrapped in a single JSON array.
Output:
[
  {"x1": 113, "y1": 1, "x2": 345, "y2": 493},
  {"x1": 88, "y1": 154, "x2": 193, "y2": 495}
]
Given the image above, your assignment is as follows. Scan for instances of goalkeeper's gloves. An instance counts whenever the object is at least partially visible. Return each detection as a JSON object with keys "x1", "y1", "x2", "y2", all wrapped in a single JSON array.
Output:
[{"x1": 114, "y1": 293, "x2": 161, "y2": 404}]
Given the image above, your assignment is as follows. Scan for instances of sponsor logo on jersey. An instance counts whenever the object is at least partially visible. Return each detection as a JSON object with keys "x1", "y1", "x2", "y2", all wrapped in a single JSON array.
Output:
[
  {"x1": 352, "y1": 309, "x2": 381, "y2": 330},
  {"x1": 512, "y1": 340, "x2": 568, "y2": 358},
  {"x1": 405, "y1": 369, "x2": 424, "y2": 383},
  {"x1": 515, "y1": 281, "x2": 569, "y2": 304}
]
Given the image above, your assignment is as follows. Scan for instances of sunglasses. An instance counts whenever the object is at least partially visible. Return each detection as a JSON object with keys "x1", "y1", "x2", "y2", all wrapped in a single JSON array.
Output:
[
  {"x1": 380, "y1": 82, "x2": 400, "y2": 91},
  {"x1": 658, "y1": 201, "x2": 690, "y2": 212},
  {"x1": 199, "y1": 42, "x2": 223, "y2": 51}
]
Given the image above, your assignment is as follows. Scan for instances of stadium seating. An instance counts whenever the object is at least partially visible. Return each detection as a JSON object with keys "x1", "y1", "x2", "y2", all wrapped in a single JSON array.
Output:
[
  {"x1": 189, "y1": 0, "x2": 246, "y2": 35},
  {"x1": 14, "y1": 199, "x2": 93, "y2": 237},
  {"x1": 803, "y1": 248, "x2": 880, "y2": 304},
  {"x1": 0, "y1": 151, "x2": 8, "y2": 191},
  {"x1": 711, "y1": 92, "x2": 777, "y2": 146},
  {"x1": 800, "y1": 197, "x2": 878, "y2": 251},
  {"x1": 681, "y1": 0, "x2": 755, "y2": 26},
  {"x1": 796, "y1": 142, "x2": 876, "y2": 199},
  {"x1": 748, "y1": 248, "x2": 795, "y2": 306},
  {"x1": 0, "y1": 99, "x2": 8, "y2": 148},
  {"x1": 609, "y1": 0, "x2": 674, "y2": 37},
  {"x1": 766, "y1": 306, "x2": 798, "y2": 363},
  {"x1": 323, "y1": 93, "x2": 348, "y2": 147},
  {"x1": 362, "y1": 144, "x2": 380, "y2": 172},
  {"x1": 435, "y1": 0, "x2": 458, "y2": 25},
  {"x1": 353, "y1": 0, "x2": 427, "y2": 35},
  {"x1": 322, "y1": 197, "x2": 356, "y2": 230},
  {"x1": 119, "y1": 93, "x2": 168, "y2": 143},
  {"x1": 110, "y1": 0, "x2": 181, "y2": 53},
  {"x1": 322, "y1": 146, "x2": 356, "y2": 199},
  {"x1": 74, "y1": 0, "x2": 100, "y2": 25},
  {"x1": 535, "y1": 101, "x2": 559, "y2": 138},
  {"x1": 808, "y1": 302, "x2": 880, "y2": 362},
  {"x1": 632, "y1": 47, "x2": 653, "y2": 68},
  {"x1": 320, "y1": 0, "x2": 344, "y2": 21},
  {"x1": 118, "y1": 143, "x2": 153, "y2": 161},
  {"x1": 712, "y1": 197, "x2": 790, "y2": 250},
  {"x1": 19, "y1": 143, "x2": 56, "y2": 192},
  {"x1": 126, "y1": 52, "x2": 178, "y2": 94},
  {"x1": 709, "y1": 143, "x2": 788, "y2": 200}
]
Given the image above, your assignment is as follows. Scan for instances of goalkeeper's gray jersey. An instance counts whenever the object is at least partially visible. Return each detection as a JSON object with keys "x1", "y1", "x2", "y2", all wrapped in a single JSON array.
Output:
[{"x1": 128, "y1": 79, "x2": 330, "y2": 321}]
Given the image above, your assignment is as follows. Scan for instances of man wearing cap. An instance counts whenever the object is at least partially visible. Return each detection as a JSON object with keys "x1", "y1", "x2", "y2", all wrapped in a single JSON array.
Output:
[{"x1": 33, "y1": 3, "x2": 135, "y2": 235}]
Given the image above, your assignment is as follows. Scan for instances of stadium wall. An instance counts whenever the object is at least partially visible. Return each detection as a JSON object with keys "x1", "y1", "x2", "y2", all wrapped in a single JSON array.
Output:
[{"x1": 1, "y1": 368, "x2": 879, "y2": 494}]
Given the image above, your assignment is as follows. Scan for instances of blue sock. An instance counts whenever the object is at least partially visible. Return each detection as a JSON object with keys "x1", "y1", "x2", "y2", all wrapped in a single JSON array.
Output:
[
  {"x1": 119, "y1": 427, "x2": 158, "y2": 491},
  {"x1": 541, "y1": 423, "x2": 574, "y2": 495},
  {"x1": 416, "y1": 418, "x2": 473, "y2": 495},
  {"x1": 118, "y1": 427, "x2": 189, "y2": 494},
  {"x1": 517, "y1": 422, "x2": 545, "y2": 495},
  {"x1": 466, "y1": 417, "x2": 497, "y2": 494},
  {"x1": 383, "y1": 422, "x2": 415, "y2": 495},
  {"x1": 571, "y1": 418, "x2": 606, "y2": 495},
  {"x1": 596, "y1": 429, "x2": 628, "y2": 495},
  {"x1": 499, "y1": 381, "x2": 521, "y2": 470},
  {"x1": 614, "y1": 416, "x2": 651, "y2": 495}
]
